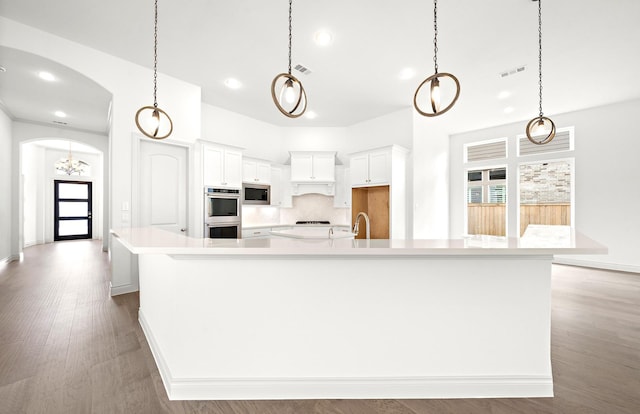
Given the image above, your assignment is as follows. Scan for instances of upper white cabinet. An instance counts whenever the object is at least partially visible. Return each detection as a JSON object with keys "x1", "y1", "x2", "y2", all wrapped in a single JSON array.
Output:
[
  {"x1": 243, "y1": 158, "x2": 271, "y2": 184},
  {"x1": 202, "y1": 143, "x2": 243, "y2": 188},
  {"x1": 333, "y1": 165, "x2": 351, "y2": 208},
  {"x1": 290, "y1": 151, "x2": 336, "y2": 182},
  {"x1": 350, "y1": 148, "x2": 393, "y2": 187}
]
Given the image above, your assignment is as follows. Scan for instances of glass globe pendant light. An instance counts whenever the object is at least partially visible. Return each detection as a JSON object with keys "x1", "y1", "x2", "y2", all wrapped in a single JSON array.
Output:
[
  {"x1": 271, "y1": 0, "x2": 307, "y2": 118},
  {"x1": 414, "y1": 0, "x2": 461, "y2": 117},
  {"x1": 526, "y1": 0, "x2": 556, "y2": 145},
  {"x1": 135, "y1": 0, "x2": 173, "y2": 139}
]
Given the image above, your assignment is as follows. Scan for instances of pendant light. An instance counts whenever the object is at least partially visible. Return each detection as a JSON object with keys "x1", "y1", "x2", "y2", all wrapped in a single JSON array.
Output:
[
  {"x1": 414, "y1": 0, "x2": 460, "y2": 117},
  {"x1": 526, "y1": 0, "x2": 555, "y2": 145},
  {"x1": 271, "y1": 0, "x2": 307, "y2": 118},
  {"x1": 135, "y1": 0, "x2": 173, "y2": 139}
]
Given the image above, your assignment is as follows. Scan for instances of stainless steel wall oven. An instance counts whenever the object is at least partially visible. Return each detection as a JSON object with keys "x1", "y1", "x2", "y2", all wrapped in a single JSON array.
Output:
[{"x1": 204, "y1": 187, "x2": 241, "y2": 238}]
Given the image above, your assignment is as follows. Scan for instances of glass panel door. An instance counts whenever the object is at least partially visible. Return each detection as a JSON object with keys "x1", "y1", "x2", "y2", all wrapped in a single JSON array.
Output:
[{"x1": 54, "y1": 180, "x2": 92, "y2": 241}]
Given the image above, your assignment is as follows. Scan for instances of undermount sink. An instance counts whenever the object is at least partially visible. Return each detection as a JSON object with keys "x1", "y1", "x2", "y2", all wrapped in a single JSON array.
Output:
[{"x1": 269, "y1": 228, "x2": 356, "y2": 239}]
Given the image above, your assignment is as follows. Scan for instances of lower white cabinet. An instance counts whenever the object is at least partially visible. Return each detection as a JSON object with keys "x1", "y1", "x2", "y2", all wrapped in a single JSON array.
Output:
[{"x1": 242, "y1": 228, "x2": 272, "y2": 239}]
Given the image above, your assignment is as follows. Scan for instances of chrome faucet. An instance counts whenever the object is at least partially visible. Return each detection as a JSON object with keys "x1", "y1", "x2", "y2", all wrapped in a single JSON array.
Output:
[
  {"x1": 328, "y1": 227, "x2": 334, "y2": 238},
  {"x1": 353, "y1": 212, "x2": 371, "y2": 239}
]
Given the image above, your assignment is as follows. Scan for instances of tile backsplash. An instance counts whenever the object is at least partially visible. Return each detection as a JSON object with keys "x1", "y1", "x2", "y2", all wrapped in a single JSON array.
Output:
[
  {"x1": 280, "y1": 194, "x2": 350, "y2": 225},
  {"x1": 242, "y1": 194, "x2": 350, "y2": 226}
]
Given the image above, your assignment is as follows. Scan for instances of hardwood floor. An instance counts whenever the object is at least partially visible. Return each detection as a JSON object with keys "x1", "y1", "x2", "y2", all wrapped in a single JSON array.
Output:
[{"x1": 1, "y1": 240, "x2": 639, "y2": 414}]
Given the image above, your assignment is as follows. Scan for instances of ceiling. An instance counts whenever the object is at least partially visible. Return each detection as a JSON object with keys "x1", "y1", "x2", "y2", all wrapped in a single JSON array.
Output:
[{"x1": 1, "y1": 0, "x2": 639, "y2": 134}]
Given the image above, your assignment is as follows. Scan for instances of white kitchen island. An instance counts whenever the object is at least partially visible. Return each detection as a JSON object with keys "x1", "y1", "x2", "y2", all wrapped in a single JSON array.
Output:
[{"x1": 111, "y1": 226, "x2": 605, "y2": 401}]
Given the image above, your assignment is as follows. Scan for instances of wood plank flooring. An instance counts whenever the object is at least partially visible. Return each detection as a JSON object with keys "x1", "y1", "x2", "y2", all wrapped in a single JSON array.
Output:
[{"x1": 0, "y1": 240, "x2": 638, "y2": 413}]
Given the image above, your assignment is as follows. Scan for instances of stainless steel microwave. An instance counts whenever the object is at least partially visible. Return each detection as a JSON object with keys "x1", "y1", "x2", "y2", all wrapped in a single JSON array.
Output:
[{"x1": 242, "y1": 183, "x2": 270, "y2": 205}]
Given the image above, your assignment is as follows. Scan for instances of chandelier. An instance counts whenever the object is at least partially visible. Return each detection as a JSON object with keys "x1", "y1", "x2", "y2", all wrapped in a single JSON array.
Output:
[{"x1": 55, "y1": 148, "x2": 88, "y2": 176}]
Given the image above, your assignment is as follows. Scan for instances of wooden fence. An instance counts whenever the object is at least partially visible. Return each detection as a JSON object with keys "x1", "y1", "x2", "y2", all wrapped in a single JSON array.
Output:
[{"x1": 467, "y1": 203, "x2": 571, "y2": 237}]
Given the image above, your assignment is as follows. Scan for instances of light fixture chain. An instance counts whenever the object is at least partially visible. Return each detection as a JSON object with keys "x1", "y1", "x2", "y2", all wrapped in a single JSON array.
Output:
[
  {"x1": 153, "y1": 0, "x2": 158, "y2": 108},
  {"x1": 538, "y1": 0, "x2": 543, "y2": 117},
  {"x1": 288, "y1": 0, "x2": 293, "y2": 75},
  {"x1": 433, "y1": 0, "x2": 439, "y2": 73}
]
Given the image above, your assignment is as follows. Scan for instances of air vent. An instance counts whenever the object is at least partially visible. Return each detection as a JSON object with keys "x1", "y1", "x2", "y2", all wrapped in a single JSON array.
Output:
[
  {"x1": 294, "y1": 63, "x2": 312, "y2": 75},
  {"x1": 52, "y1": 120, "x2": 68, "y2": 125},
  {"x1": 500, "y1": 65, "x2": 526, "y2": 78}
]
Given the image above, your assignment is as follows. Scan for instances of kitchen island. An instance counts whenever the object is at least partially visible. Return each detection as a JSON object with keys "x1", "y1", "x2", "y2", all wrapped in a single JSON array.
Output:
[{"x1": 111, "y1": 226, "x2": 605, "y2": 400}]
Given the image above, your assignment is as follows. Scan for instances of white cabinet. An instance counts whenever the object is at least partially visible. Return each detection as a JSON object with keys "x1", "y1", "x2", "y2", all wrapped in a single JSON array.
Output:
[
  {"x1": 270, "y1": 166, "x2": 282, "y2": 206},
  {"x1": 348, "y1": 145, "x2": 409, "y2": 239},
  {"x1": 203, "y1": 144, "x2": 242, "y2": 188},
  {"x1": 350, "y1": 149, "x2": 390, "y2": 187},
  {"x1": 243, "y1": 158, "x2": 271, "y2": 184},
  {"x1": 290, "y1": 151, "x2": 336, "y2": 182},
  {"x1": 269, "y1": 165, "x2": 293, "y2": 207},
  {"x1": 333, "y1": 166, "x2": 351, "y2": 208},
  {"x1": 241, "y1": 228, "x2": 271, "y2": 239}
]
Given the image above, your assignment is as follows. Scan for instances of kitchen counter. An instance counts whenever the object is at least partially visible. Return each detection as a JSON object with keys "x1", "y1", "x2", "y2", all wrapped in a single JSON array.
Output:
[{"x1": 111, "y1": 226, "x2": 605, "y2": 401}]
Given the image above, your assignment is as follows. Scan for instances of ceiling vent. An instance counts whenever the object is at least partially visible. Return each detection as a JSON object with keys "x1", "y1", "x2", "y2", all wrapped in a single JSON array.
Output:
[
  {"x1": 52, "y1": 120, "x2": 68, "y2": 125},
  {"x1": 294, "y1": 64, "x2": 312, "y2": 75},
  {"x1": 500, "y1": 65, "x2": 526, "y2": 78}
]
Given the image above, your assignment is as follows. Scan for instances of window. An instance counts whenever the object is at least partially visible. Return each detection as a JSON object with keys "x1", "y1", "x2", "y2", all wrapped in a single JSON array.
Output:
[
  {"x1": 467, "y1": 167, "x2": 507, "y2": 236},
  {"x1": 465, "y1": 139, "x2": 507, "y2": 162},
  {"x1": 519, "y1": 160, "x2": 573, "y2": 236},
  {"x1": 461, "y1": 127, "x2": 574, "y2": 239}
]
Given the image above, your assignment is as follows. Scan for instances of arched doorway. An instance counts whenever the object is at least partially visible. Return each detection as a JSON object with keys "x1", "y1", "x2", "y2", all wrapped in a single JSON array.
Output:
[{"x1": 21, "y1": 139, "x2": 105, "y2": 246}]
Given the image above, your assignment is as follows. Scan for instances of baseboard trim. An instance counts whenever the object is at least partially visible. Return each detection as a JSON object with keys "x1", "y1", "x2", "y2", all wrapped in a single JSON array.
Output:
[
  {"x1": 554, "y1": 257, "x2": 640, "y2": 274},
  {"x1": 138, "y1": 309, "x2": 553, "y2": 400},
  {"x1": 109, "y1": 281, "x2": 139, "y2": 296},
  {"x1": 139, "y1": 310, "x2": 174, "y2": 399},
  {"x1": 1, "y1": 254, "x2": 20, "y2": 265}
]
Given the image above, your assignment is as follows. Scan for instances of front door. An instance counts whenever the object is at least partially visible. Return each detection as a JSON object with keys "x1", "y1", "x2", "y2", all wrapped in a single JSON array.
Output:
[{"x1": 54, "y1": 180, "x2": 92, "y2": 241}]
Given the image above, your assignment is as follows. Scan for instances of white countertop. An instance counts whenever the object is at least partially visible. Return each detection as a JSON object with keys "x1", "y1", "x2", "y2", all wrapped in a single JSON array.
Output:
[
  {"x1": 111, "y1": 225, "x2": 607, "y2": 257},
  {"x1": 270, "y1": 227, "x2": 356, "y2": 239}
]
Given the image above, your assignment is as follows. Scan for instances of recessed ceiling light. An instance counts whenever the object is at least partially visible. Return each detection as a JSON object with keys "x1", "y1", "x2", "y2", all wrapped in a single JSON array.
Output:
[
  {"x1": 54, "y1": 110, "x2": 67, "y2": 118},
  {"x1": 0, "y1": 66, "x2": 6, "y2": 73},
  {"x1": 398, "y1": 67, "x2": 416, "y2": 80},
  {"x1": 224, "y1": 78, "x2": 242, "y2": 89},
  {"x1": 497, "y1": 90, "x2": 511, "y2": 100},
  {"x1": 313, "y1": 30, "x2": 333, "y2": 46},
  {"x1": 38, "y1": 71, "x2": 56, "y2": 82},
  {"x1": 503, "y1": 107, "x2": 515, "y2": 114},
  {"x1": 305, "y1": 111, "x2": 317, "y2": 120}
]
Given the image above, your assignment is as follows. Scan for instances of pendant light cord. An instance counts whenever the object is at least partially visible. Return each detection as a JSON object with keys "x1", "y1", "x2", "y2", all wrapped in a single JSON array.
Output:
[
  {"x1": 537, "y1": 0, "x2": 543, "y2": 117},
  {"x1": 433, "y1": 0, "x2": 439, "y2": 74},
  {"x1": 153, "y1": 0, "x2": 159, "y2": 108},
  {"x1": 288, "y1": 0, "x2": 293, "y2": 75}
]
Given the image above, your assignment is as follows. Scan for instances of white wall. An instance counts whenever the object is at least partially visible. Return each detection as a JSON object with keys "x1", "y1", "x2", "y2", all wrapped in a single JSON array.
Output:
[
  {"x1": 411, "y1": 113, "x2": 450, "y2": 239},
  {"x1": 449, "y1": 99, "x2": 640, "y2": 273},
  {"x1": 21, "y1": 143, "x2": 45, "y2": 246},
  {"x1": 202, "y1": 103, "x2": 283, "y2": 162},
  {"x1": 348, "y1": 108, "x2": 413, "y2": 154},
  {"x1": 0, "y1": 109, "x2": 12, "y2": 262}
]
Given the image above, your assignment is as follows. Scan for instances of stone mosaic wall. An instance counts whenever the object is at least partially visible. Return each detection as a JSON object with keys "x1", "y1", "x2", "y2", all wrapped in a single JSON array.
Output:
[{"x1": 519, "y1": 161, "x2": 571, "y2": 204}]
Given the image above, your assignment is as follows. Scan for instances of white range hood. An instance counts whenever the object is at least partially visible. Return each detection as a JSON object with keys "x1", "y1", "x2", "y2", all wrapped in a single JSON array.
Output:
[{"x1": 291, "y1": 182, "x2": 335, "y2": 196}]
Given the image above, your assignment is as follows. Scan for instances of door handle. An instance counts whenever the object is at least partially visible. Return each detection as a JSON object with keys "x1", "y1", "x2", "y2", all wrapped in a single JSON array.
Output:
[{"x1": 180, "y1": 228, "x2": 187, "y2": 232}]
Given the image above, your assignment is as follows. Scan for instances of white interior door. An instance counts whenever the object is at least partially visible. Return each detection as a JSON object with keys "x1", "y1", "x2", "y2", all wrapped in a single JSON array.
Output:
[{"x1": 139, "y1": 141, "x2": 188, "y2": 234}]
